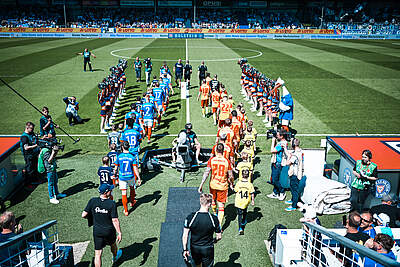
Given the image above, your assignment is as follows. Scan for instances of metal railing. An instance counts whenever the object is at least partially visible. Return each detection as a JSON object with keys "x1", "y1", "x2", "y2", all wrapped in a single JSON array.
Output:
[
  {"x1": 0, "y1": 220, "x2": 65, "y2": 267},
  {"x1": 301, "y1": 222, "x2": 400, "y2": 267}
]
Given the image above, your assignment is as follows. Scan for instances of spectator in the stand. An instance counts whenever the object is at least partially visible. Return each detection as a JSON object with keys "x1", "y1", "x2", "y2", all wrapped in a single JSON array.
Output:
[
  {"x1": 0, "y1": 211, "x2": 27, "y2": 267},
  {"x1": 82, "y1": 184, "x2": 123, "y2": 267},
  {"x1": 20, "y1": 122, "x2": 40, "y2": 187},
  {"x1": 359, "y1": 210, "x2": 376, "y2": 239},
  {"x1": 63, "y1": 96, "x2": 82, "y2": 126},
  {"x1": 362, "y1": 233, "x2": 396, "y2": 266},
  {"x1": 371, "y1": 194, "x2": 400, "y2": 228},
  {"x1": 339, "y1": 211, "x2": 371, "y2": 266},
  {"x1": 350, "y1": 149, "x2": 378, "y2": 213}
]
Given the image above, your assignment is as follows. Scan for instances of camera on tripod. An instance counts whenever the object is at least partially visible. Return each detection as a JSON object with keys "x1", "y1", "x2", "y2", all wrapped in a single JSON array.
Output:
[
  {"x1": 266, "y1": 125, "x2": 297, "y2": 142},
  {"x1": 37, "y1": 137, "x2": 64, "y2": 152}
]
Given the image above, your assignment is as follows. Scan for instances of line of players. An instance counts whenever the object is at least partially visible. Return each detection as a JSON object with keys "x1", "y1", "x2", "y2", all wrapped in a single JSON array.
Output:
[
  {"x1": 97, "y1": 59, "x2": 128, "y2": 134},
  {"x1": 196, "y1": 71, "x2": 260, "y2": 233},
  {"x1": 238, "y1": 58, "x2": 284, "y2": 129},
  {"x1": 95, "y1": 63, "x2": 177, "y2": 217}
]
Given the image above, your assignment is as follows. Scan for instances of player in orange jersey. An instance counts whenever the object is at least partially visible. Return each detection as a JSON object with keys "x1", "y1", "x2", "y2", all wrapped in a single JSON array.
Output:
[
  {"x1": 218, "y1": 95, "x2": 233, "y2": 128},
  {"x1": 217, "y1": 118, "x2": 235, "y2": 148},
  {"x1": 211, "y1": 89, "x2": 221, "y2": 125},
  {"x1": 212, "y1": 134, "x2": 234, "y2": 165},
  {"x1": 230, "y1": 110, "x2": 242, "y2": 152},
  {"x1": 198, "y1": 143, "x2": 234, "y2": 226},
  {"x1": 197, "y1": 79, "x2": 211, "y2": 117}
]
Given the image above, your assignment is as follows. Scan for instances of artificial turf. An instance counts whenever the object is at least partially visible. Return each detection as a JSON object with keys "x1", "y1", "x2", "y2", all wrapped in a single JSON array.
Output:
[{"x1": 0, "y1": 37, "x2": 399, "y2": 266}]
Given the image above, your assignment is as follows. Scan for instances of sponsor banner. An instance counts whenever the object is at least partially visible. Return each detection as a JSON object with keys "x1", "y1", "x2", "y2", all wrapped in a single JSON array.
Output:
[
  {"x1": 120, "y1": 0, "x2": 154, "y2": 6},
  {"x1": 0, "y1": 28, "x2": 101, "y2": 33},
  {"x1": 168, "y1": 33, "x2": 204, "y2": 39},
  {"x1": 158, "y1": 1, "x2": 192, "y2": 7},
  {"x1": 116, "y1": 28, "x2": 338, "y2": 34}
]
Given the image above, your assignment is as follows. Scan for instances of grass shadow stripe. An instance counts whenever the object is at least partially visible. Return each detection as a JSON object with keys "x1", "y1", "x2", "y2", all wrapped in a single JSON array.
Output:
[
  {"x1": 219, "y1": 39, "x2": 400, "y2": 133},
  {"x1": 0, "y1": 38, "x2": 60, "y2": 50},
  {"x1": 342, "y1": 39, "x2": 400, "y2": 50},
  {"x1": 283, "y1": 39, "x2": 400, "y2": 72},
  {"x1": 0, "y1": 38, "x2": 124, "y2": 84}
]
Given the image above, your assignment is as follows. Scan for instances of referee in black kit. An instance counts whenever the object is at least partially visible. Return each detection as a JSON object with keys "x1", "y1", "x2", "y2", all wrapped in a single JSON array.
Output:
[
  {"x1": 77, "y1": 48, "x2": 96, "y2": 72},
  {"x1": 82, "y1": 184, "x2": 122, "y2": 266},
  {"x1": 198, "y1": 61, "x2": 207, "y2": 86},
  {"x1": 182, "y1": 193, "x2": 222, "y2": 267}
]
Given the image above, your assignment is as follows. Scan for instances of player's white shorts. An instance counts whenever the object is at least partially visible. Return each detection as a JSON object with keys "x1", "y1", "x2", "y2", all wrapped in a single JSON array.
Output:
[
  {"x1": 143, "y1": 118, "x2": 154, "y2": 127},
  {"x1": 119, "y1": 179, "x2": 135, "y2": 190},
  {"x1": 281, "y1": 119, "x2": 290, "y2": 126}
]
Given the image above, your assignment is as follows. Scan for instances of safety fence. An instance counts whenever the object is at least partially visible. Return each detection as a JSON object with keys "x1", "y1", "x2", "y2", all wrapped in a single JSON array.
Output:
[{"x1": 0, "y1": 220, "x2": 73, "y2": 266}]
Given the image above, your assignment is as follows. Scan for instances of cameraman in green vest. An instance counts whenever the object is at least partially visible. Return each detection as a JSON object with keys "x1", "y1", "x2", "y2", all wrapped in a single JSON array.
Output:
[
  {"x1": 351, "y1": 149, "x2": 378, "y2": 213},
  {"x1": 20, "y1": 122, "x2": 40, "y2": 187}
]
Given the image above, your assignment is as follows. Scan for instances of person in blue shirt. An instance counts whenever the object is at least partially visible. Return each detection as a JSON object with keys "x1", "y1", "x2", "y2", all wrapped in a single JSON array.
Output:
[
  {"x1": 114, "y1": 142, "x2": 142, "y2": 216},
  {"x1": 174, "y1": 58, "x2": 184, "y2": 88},
  {"x1": 124, "y1": 103, "x2": 143, "y2": 130},
  {"x1": 357, "y1": 233, "x2": 396, "y2": 267},
  {"x1": 267, "y1": 130, "x2": 288, "y2": 201},
  {"x1": 360, "y1": 210, "x2": 377, "y2": 239},
  {"x1": 141, "y1": 95, "x2": 158, "y2": 143},
  {"x1": 98, "y1": 156, "x2": 114, "y2": 198},
  {"x1": 152, "y1": 83, "x2": 165, "y2": 124},
  {"x1": 77, "y1": 48, "x2": 96, "y2": 72},
  {"x1": 134, "y1": 57, "x2": 142, "y2": 82},
  {"x1": 121, "y1": 118, "x2": 142, "y2": 163}
]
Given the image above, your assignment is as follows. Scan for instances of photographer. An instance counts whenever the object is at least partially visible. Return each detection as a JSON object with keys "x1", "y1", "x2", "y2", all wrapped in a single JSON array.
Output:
[
  {"x1": 20, "y1": 122, "x2": 40, "y2": 186},
  {"x1": 184, "y1": 123, "x2": 202, "y2": 164},
  {"x1": 63, "y1": 96, "x2": 82, "y2": 126},
  {"x1": 144, "y1": 57, "x2": 152, "y2": 86},
  {"x1": 39, "y1": 145, "x2": 66, "y2": 204},
  {"x1": 350, "y1": 150, "x2": 378, "y2": 213},
  {"x1": 267, "y1": 130, "x2": 288, "y2": 201},
  {"x1": 40, "y1": 106, "x2": 58, "y2": 139}
]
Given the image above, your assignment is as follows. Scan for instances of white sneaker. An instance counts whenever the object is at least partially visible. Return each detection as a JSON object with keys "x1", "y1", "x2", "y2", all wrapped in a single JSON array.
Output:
[
  {"x1": 250, "y1": 107, "x2": 256, "y2": 112},
  {"x1": 248, "y1": 100, "x2": 253, "y2": 104},
  {"x1": 100, "y1": 130, "x2": 107, "y2": 134},
  {"x1": 263, "y1": 118, "x2": 269, "y2": 123},
  {"x1": 267, "y1": 193, "x2": 279, "y2": 199},
  {"x1": 104, "y1": 125, "x2": 111, "y2": 130},
  {"x1": 50, "y1": 198, "x2": 59, "y2": 204},
  {"x1": 278, "y1": 193, "x2": 286, "y2": 201},
  {"x1": 115, "y1": 102, "x2": 120, "y2": 107},
  {"x1": 265, "y1": 122, "x2": 272, "y2": 127},
  {"x1": 257, "y1": 111, "x2": 263, "y2": 116}
]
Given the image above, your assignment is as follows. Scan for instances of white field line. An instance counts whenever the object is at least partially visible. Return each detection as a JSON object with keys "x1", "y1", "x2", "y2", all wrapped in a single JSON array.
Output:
[
  {"x1": 1, "y1": 134, "x2": 398, "y2": 138},
  {"x1": 186, "y1": 39, "x2": 190, "y2": 124}
]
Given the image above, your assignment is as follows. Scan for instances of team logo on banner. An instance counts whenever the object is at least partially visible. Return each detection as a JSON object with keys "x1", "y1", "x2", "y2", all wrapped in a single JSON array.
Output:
[
  {"x1": 0, "y1": 168, "x2": 7, "y2": 187},
  {"x1": 343, "y1": 168, "x2": 352, "y2": 187},
  {"x1": 375, "y1": 179, "x2": 391, "y2": 198},
  {"x1": 381, "y1": 141, "x2": 400, "y2": 155}
]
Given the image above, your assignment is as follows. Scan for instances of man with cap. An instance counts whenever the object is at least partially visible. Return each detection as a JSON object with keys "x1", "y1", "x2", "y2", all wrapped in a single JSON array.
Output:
[
  {"x1": 82, "y1": 184, "x2": 122, "y2": 267},
  {"x1": 184, "y1": 123, "x2": 202, "y2": 163},
  {"x1": 371, "y1": 194, "x2": 400, "y2": 228}
]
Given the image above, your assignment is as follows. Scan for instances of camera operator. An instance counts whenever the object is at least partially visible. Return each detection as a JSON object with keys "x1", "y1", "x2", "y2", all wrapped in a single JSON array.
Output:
[
  {"x1": 144, "y1": 57, "x2": 152, "y2": 86},
  {"x1": 63, "y1": 96, "x2": 82, "y2": 126},
  {"x1": 20, "y1": 122, "x2": 40, "y2": 187},
  {"x1": 267, "y1": 129, "x2": 288, "y2": 201},
  {"x1": 350, "y1": 149, "x2": 378, "y2": 213},
  {"x1": 184, "y1": 123, "x2": 202, "y2": 164},
  {"x1": 40, "y1": 106, "x2": 58, "y2": 139}
]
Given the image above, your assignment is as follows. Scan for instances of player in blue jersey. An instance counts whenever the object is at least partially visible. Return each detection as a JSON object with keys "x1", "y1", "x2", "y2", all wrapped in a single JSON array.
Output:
[
  {"x1": 124, "y1": 103, "x2": 143, "y2": 130},
  {"x1": 114, "y1": 142, "x2": 142, "y2": 216},
  {"x1": 141, "y1": 95, "x2": 158, "y2": 143},
  {"x1": 98, "y1": 156, "x2": 114, "y2": 188},
  {"x1": 107, "y1": 143, "x2": 119, "y2": 186},
  {"x1": 152, "y1": 83, "x2": 165, "y2": 125},
  {"x1": 121, "y1": 118, "x2": 142, "y2": 162}
]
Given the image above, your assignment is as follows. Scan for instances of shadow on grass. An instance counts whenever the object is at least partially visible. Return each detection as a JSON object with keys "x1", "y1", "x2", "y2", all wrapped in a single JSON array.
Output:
[
  {"x1": 58, "y1": 168, "x2": 75, "y2": 179},
  {"x1": 75, "y1": 261, "x2": 90, "y2": 267},
  {"x1": 222, "y1": 203, "x2": 236, "y2": 231},
  {"x1": 215, "y1": 252, "x2": 241, "y2": 267},
  {"x1": 252, "y1": 171, "x2": 260, "y2": 182},
  {"x1": 247, "y1": 207, "x2": 263, "y2": 224},
  {"x1": 130, "y1": 190, "x2": 162, "y2": 212},
  {"x1": 63, "y1": 181, "x2": 97, "y2": 197},
  {"x1": 114, "y1": 237, "x2": 158, "y2": 266},
  {"x1": 57, "y1": 149, "x2": 82, "y2": 159}
]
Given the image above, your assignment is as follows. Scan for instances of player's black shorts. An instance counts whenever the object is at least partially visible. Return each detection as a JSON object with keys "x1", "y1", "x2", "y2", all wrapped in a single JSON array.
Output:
[
  {"x1": 191, "y1": 245, "x2": 214, "y2": 267},
  {"x1": 175, "y1": 72, "x2": 183, "y2": 80},
  {"x1": 184, "y1": 73, "x2": 191, "y2": 80},
  {"x1": 93, "y1": 229, "x2": 116, "y2": 250}
]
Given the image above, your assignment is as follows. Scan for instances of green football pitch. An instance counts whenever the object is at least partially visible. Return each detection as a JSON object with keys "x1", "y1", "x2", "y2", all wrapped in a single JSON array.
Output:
[{"x1": 0, "y1": 38, "x2": 399, "y2": 266}]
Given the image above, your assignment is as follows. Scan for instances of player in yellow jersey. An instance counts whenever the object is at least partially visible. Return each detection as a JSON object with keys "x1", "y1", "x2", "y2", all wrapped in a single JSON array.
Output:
[
  {"x1": 241, "y1": 140, "x2": 255, "y2": 165},
  {"x1": 235, "y1": 151, "x2": 253, "y2": 181},
  {"x1": 234, "y1": 169, "x2": 255, "y2": 234},
  {"x1": 198, "y1": 143, "x2": 234, "y2": 226}
]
